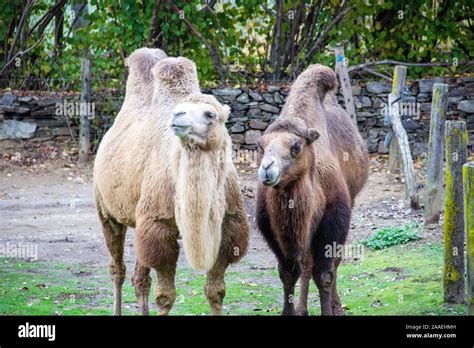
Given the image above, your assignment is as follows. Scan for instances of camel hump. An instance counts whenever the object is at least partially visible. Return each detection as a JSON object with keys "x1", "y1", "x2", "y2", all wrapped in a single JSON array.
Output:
[
  {"x1": 293, "y1": 64, "x2": 337, "y2": 99},
  {"x1": 126, "y1": 47, "x2": 167, "y2": 84},
  {"x1": 152, "y1": 57, "x2": 197, "y2": 83}
]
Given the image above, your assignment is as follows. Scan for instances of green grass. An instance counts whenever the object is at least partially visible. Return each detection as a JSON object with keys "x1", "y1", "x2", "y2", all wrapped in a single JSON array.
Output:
[
  {"x1": 361, "y1": 223, "x2": 422, "y2": 251},
  {"x1": 0, "y1": 242, "x2": 467, "y2": 315}
]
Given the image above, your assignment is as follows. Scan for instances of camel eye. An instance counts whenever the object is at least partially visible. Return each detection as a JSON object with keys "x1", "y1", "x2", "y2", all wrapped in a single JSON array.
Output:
[
  {"x1": 204, "y1": 112, "x2": 216, "y2": 121},
  {"x1": 290, "y1": 142, "x2": 301, "y2": 157}
]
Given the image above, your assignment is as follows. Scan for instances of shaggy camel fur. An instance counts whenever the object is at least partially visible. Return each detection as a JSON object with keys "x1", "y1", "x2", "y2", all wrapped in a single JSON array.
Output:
[
  {"x1": 93, "y1": 48, "x2": 249, "y2": 315},
  {"x1": 255, "y1": 64, "x2": 369, "y2": 316}
]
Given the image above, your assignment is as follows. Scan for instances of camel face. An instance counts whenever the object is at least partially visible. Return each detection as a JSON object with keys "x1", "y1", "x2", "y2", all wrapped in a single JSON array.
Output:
[
  {"x1": 257, "y1": 120, "x2": 319, "y2": 187},
  {"x1": 171, "y1": 101, "x2": 221, "y2": 148},
  {"x1": 257, "y1": 132, "x2": 302, "y2": 187}
]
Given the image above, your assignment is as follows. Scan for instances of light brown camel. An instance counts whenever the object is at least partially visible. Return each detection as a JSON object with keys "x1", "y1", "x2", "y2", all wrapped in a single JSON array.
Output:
[
  {"x1": 93, "y1": 48, "x2": 249, "y2": 316},
  {"x1": 255, "y1": 64, "x2": 369, "y2": 315}
]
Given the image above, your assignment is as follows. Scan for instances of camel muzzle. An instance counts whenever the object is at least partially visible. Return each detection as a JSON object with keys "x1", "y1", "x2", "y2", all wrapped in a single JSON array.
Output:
[{"x1": 258, "y1": 159, "x2": 281, "y2": 186}]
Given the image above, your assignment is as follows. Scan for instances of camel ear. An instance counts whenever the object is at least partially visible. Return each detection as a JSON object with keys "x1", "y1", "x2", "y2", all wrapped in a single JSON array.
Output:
[{"x1": 305, "y1": 128, "x2": 320, "y2": 144}]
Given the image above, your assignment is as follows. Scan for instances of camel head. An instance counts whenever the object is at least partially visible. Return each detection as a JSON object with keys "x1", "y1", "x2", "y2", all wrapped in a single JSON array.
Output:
[
  {"x1": 257, "y1": 118, "x2": 319, "y2": 187},
  {"x1": 171, "y1": 94, "x2": 230, "y2": 150}
]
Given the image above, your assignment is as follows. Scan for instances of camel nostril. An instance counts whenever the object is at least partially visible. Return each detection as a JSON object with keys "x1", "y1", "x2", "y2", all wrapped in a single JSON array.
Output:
[
  {"x1": 262, "y1": 160, "x2": 274, "y2": 170},
  {"x1": 173, "y1": 111, "x2": 186, "y2": 119}
]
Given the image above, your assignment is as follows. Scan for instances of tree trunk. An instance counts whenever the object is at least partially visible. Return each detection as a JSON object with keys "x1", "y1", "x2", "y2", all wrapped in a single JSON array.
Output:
[
  {"x1": 73, "y1": 1, "x2": 91, "y2": 163},
  {"x1": 79, "y1": 58, "x2": 91, "y2": 163},
  {"x1": 53, "y1": 4, "x2": 64, "y2": 59}
]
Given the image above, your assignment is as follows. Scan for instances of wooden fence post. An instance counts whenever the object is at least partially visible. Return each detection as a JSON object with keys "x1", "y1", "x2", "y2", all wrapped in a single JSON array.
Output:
[
  {"x1": 463, "y1": 162, "x2": 474, "y2": 314},
  {"x1": 444, "y1": 121, "x2": 467, "y2": 303},
  {"x1": 334, "y1": 45, "x2": 357, "y2": 125},
  {"x1": 74, "y1": 1, "x2": 90, "y2": 164},
  {"x1": 78, "y1": 57, "x2": 91, "y2": 163},
  {"x1": 388, "y1": 65, "x2": 407, "y2": 174},
  {"x1": 424, "y1": 83, "x2": 449, "y2": 224},
  {"x1": 388, "y1": 93, "x2": 419, "y2": 209}
]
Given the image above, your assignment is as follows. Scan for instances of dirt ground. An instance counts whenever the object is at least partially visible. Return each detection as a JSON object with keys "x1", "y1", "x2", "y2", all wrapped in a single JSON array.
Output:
[{"x1": 0, "y1": 144, "x2": 436, "y2": 275}]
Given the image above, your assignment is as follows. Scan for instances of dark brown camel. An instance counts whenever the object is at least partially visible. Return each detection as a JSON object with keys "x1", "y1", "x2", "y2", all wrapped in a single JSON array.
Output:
[{"x1": 255, "y1": 64, "x2": 369, "y2": 315}]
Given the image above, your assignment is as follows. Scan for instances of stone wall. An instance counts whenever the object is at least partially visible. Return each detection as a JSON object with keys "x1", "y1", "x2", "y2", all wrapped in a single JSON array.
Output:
[
  {"x1": 1, "y1": 76, "x2": 473, "y2": 156},
  {"x1": 0, "y1": 93, "x2": 81, "y2": 142},
  {"x1": 207, "y1": 76, "x2": 474, "y2": 156}
]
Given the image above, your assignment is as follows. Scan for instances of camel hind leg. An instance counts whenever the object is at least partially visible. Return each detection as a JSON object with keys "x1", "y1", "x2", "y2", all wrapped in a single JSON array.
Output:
[
  {"x1": 311, "y1": 198, "x2": 351, "y2": 316},
  {"x1": 331, "y1": 257, "x2": 344, "y2": 315},
  {"x1": 98, "y1": 210, "x2": 127, "y2": 316}
]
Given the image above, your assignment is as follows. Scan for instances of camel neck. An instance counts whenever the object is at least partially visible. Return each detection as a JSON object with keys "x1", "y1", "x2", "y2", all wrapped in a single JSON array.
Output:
[
  {"x1": 266, "y1": 173, "x2": 316, "y2": 257},
  {"x1": 174, "y1": 147, "x2": 227, "y2": 270}
]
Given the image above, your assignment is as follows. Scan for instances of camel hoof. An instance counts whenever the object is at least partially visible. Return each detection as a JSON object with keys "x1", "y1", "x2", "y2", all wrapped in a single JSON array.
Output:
[
  {"x1": 296, "y1": 308, "x2": 309, "y2": 316},
  {"x1": 281, "y1": 309, "x2": 296, "y2": 316},
  {"x1": 332, "y1": 304, "x2": 345, "y2": 316},
  {"x1": 155, "y1": 295, "x2": 174, "y2": 316}
]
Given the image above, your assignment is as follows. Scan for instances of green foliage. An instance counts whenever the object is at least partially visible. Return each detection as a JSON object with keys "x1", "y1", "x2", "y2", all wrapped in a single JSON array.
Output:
[
  {"x1": 336, "y1": 0, "x2": 472, "y2": 77},
  {"x1": 361, "y1": 223, "x2": 422, "y2": 250},
  {"x1": 1, "y1": 0, "x2": 472, "y2": 90}
]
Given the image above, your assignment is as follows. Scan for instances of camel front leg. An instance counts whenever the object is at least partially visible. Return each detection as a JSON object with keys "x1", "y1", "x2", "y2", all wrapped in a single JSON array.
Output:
[
  {"x1": 296, "y1": 252, "x2": 312, "y2": 316},
  {"x1": 154, "y1": 265, "x2": 177, "y2": 316},
  {"x1": 278, "y1": 258, "x2": 301, "y2": 316},
  {"x1": 204, "y1": 209, "x2": 248, "y2": 315},
  {"x1": 205, "y1": 259, "x2": 228, "y2": 315}
]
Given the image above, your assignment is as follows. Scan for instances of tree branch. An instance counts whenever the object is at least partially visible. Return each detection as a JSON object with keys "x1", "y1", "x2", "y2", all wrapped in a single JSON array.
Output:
[
  {"x1": 29, "y1": 0, "x2": 67, "y2": 35},
  {"x1": 165, "y1": 0, "x2": 225, "y2": 83},
  {"x1": 358, "y1": 67, "x2": 393, "y2": 81},
  {"x1": 1, "y1": 33, "x2": 46, "y2": 75},
  {"x1": 269, "y1": 0, "x2": 283, "y2": 82},
  {"x1": 147, "y1": 0, "x2": 161, "y2": 45},
  {"x1": 58, "y1": 3, "x2": 87, "y2": 59},
  {"x1": 293, "y1": 4, "x2": 353, "y2": 75},
  {"x1": 201, "y1": 0, "x2": 234, "y2": 80},
  {"x1": 304, "y1": 5, "x2": 352, "y2": 60},
  {"x1": 6, "y1": 0, "x2": 33, "y2": 63},
  {"x1": 347, "y1": 59, "x2": 474, "y2": 72}
]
